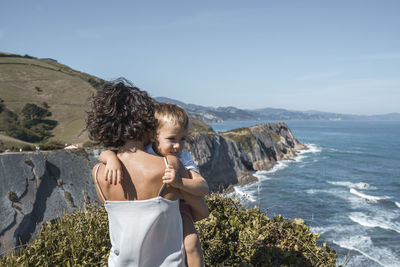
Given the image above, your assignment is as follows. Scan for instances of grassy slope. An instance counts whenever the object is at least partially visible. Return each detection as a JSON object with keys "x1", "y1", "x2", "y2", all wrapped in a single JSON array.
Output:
[
  {"x1": 0, "y1": 53, "x2": 103, "y2": 144},
  {"x1": 0, "y1": 133, "x2": 34, "y2": 148},
  {"x1": 188, "y1": 117, "x2": 214, "y2": 135}
]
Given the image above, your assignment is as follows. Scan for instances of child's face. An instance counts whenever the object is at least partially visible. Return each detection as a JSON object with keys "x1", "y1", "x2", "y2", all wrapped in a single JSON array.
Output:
[{"x1": 152, "y1": 122, "x2": 187, "y2": 156}]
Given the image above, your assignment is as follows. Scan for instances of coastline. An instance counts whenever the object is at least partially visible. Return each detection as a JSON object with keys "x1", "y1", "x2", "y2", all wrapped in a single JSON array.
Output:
[
  {"x1": 0, "y1": 121, "x2": 305, "y2": 253},
  {"x1": 231, "y1": 143, "x2": 311, "y2": 198},
  {"x1": 186, "y1": 122, "x2": 307, "y2": 192}
]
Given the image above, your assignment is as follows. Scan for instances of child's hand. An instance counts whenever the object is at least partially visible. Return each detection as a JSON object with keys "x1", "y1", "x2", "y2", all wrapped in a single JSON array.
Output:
[
  {"x1": 105, "y1": 158, "x2": 123, "y2": 185},
  {"x1": 162, "y1": 165, "x2": 183, "y2": 188}
]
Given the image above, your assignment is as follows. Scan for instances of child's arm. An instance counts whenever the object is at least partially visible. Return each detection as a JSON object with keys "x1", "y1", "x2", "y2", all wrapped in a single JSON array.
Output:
[
  {"x1": 180, "y1": 190, "x2": 209, "y2": 222},
  {"x1": 180, "y1": 170, "x2": 209, "y2": 196},
  {"x1": 162, "y1": 167, "x2": 208, "y2": 196},
  {"x1": 99, "y1": 150, "x2": 123, "y2": 185},
  {"x1": 177, "y1": 150, "x2": 209, "y2": 196},
  {"x1": 164, "y1": 156, "x2": 209, "y2": 221}
]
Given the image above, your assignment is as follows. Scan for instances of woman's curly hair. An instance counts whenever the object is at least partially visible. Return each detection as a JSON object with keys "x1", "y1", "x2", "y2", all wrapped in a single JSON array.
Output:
[{"x1": 86, "y1": 79, "x2": 157, "y2": 147}]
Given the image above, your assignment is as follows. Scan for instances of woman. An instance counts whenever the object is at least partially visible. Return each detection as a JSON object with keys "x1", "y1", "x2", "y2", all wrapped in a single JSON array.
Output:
[{"x1": 86, "y1": 80, "x2": 207, "y2": 267}]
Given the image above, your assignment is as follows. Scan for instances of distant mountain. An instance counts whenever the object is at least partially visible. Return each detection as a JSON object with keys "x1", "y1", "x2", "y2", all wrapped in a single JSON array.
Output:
[
  {"x1": 155, "y1": 97, "x2": 256, "y2": 122},
  {"x1": 155, "y1": 97, "x2": 400, "y2": 122}
]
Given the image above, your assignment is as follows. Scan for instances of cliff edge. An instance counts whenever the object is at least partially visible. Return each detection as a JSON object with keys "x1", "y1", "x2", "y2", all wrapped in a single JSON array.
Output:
[{"x1": 186, "y1": 122, "x2": 306, "y2": 191}]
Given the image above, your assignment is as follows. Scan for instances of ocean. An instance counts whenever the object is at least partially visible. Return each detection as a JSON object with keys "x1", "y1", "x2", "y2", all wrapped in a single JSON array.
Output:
[{"x1": 209, "y1": 120, "x2": 400, "y2": 267}]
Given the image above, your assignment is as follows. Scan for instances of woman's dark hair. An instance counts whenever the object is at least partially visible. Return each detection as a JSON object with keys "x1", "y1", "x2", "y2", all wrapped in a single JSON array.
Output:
[{"x1": 86, "y1": 79, "x2": 157, "y2": 147}]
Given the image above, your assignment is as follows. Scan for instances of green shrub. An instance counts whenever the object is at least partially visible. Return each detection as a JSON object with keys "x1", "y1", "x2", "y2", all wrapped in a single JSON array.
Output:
[
  {"x1": 198, "y1": 194, "x2": 338, "y2": 266},
  {"x1": 267, "y1": 130, "x2": 281, "y2": 143},
  {"x1": 223, "y1": 128, "x2": 256, "y2": 153},
  {"x1": 82, "y1": 140, "x2": 99, "y2": 148},
  {"x1": 21, "y1": 145, "x2": 34, "y2": 151},
  {"x1": 188, "y1": 117, "x2": 214, "y2": 135},
  {"x1": 0, "y1": 204, "x2": 109, "y2": 266},
  {"x1": 0, "y1": 195, "x2": 338, "y2": 266},
  {"x1": 6, "y1": 191, "x2": 18, "y2": 202},
  {"x1": 39, "y1": 140, "x2": 65, "y2": 150},
  {"x1": 0, "y1": 98, "x2": 4, "y2": 113},
  {"x1": 87, "y1": 78, "x2": 105, "y2": 89}
]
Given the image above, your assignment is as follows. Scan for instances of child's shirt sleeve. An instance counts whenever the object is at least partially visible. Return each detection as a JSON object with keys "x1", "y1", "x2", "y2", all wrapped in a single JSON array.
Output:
[{"x1": 178, "y1": 149, "x2": 199, "y2": 173}]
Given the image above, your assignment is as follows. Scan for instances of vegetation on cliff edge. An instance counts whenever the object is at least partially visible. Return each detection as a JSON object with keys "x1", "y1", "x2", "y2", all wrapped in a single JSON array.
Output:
[
  {"x1": 222, "y1": 127, "x2": 257, "y2": 153},
  {"x1": 0, "y1": 194, "x2": 338, "y2": 266}
]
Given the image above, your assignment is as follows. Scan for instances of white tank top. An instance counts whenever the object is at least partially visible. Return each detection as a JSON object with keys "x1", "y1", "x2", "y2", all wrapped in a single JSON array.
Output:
[{"x1": 94, "y1": 158, "x2": 185, "y2": 267}]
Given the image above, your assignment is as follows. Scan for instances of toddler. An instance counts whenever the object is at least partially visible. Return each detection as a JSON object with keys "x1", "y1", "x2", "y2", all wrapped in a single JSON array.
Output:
[{"x1": 100, "y1": 102, "x2": 209, "y2": 267}]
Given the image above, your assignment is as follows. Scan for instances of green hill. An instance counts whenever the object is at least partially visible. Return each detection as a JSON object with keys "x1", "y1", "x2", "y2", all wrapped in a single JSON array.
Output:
[{"x1": 0, "y1": 52, "x2": 105, "y2": 145}]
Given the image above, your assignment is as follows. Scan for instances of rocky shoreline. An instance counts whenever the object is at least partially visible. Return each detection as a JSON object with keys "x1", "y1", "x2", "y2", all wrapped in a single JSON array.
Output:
[
  {"x1": 186, "y1": 122, "x2": 306, "y2": 191},
  {"x1": 0, "y1": 122, "x2": 304, "y2": 255}
]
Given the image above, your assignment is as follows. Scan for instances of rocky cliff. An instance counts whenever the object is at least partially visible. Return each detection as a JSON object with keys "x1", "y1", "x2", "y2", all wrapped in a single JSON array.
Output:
[
  {"x1": 0, "y1": 122, "x2": 305, "y2": 255},
  {"x1": 186, "y1": 122, "x2": 306, "y2": 191}
]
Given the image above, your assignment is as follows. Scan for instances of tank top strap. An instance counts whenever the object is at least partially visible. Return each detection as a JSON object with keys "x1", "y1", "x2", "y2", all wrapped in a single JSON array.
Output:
[
  {"x1": 157, "y1": 157, "x2": 169, "y2": 197},
  {"x1": 94, "y1": 164, "x2": 107, "y2": 202}
]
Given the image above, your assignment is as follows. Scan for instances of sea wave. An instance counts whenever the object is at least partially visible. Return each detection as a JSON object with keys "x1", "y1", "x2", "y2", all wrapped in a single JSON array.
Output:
[
  {"x1": 396, "y1": 202, "x2": 400, "y2": 208},
  {"x1": 255, "y1": 161, "x2": 289, "y2": 177},
  {"x1": 333, "y1": 235, "x2": 399, "y2": 267},
  {"x1": 301, "y1": 143, "x2": 322, "y2": 154},
  {"x1": 306, "y1": 189, "x2": 336, "y2": 195},
  {"x1": 233, "y1": 186, "x2": 257, "y2": 202},
  {"x1": 327, "y1": 181, "x2": 376, "y2": 190},
  {"x1": 294, "y1": 154, "x2": 307, "y2": 162},
  {"x1": 309, "y1": 225, "x2": 338, "y2": 235},
  {"x1": 349, "y1": 212, "x2": 400, "y2": 234},
  {"x1": 349, "y1": 188, "x2": 390, "y2": 203}
]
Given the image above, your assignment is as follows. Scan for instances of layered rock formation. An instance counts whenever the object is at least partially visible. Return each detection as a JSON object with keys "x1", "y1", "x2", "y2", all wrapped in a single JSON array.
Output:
[
  {"x1": 0, "y1": 122, "x2": 305, "y2": 255},
  {"x1": 186, "y1": 122, "x2": 306, "y2": 191},
  {"x1": 0, "y1": 149, "x2": 101, "y2": 255}
]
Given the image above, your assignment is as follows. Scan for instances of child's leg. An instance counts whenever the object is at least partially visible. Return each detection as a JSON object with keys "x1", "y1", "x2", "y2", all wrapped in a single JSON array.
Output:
[{"x1": 181, "y1": 214, "x2": 204, "y2": 267}]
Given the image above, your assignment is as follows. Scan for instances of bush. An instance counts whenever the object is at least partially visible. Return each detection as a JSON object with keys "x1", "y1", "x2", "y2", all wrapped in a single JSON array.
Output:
[
  {"x1": 0, "y1": 204, "x2": 109, "y2": 266},
  {"x1": 21, "y1": 145, "x2": 34, "y2": 151},
  {"x1": 0, "y1": 195, "x2": 338, "y2": 266},
  {"x1": 39, "y1": 140, "x2": 65, "y2": 150},
  {"x1": 82, "y1": 140, "x2": 99, "y2": 148},
  {"x1": 5, "y1": 124, "x2": 42, "y2": 143},
  {"x1": 87, "y1": 78, "x2": 105, "y2": 89},
  {"x1": 0, "y1": 98, "x2": 4, "y2": 113},
  {"x1": 198, "y1": 194, "x2": 338, "y2": 266},
  {"x1": 6, "y1": 191, "x2": 18, "y2": 202}
]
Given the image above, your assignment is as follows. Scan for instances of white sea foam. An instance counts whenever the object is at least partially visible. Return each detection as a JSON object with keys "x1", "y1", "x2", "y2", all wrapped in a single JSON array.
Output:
[
  {"x1": 349, "y1": 212, "x2": 400, "y2": 234},
  {"x1": 233, "y1": 186, "x2": 257, "y2": 202},
  {"x1": 395, "y1": 202, "x2": 400, "y2": 208},
  {"x1": 309, "y1": 225, "x2": 338, "y2": 235},
  {"x1": 310, "y1": 223, "x2": 363, "y2": 237},
  {"x1": 306, "y1": 189, "x2": 333, "y2": 195},
  {"x1": 327, "y1": 181, "x2": 376, "y2": 190},
  {"x1": 349, "y1": 188, "x2": 390, "y2": 203},
  {"x1": 301, "y1": 143, "x2": 322, "y2": 154},
  {"x1": 232, "y1": 159, "x2": 290, "y2": 202},
  {"x1": 255, "y1": 161, "x2": 289, "y2": 177},
  {"x1": 305, "y1": 187, "x2": 345, "y2": 197},
  {"x1": 294, "y1": 154, "x2": 306, "y2": 162},
  {"x1": 253, "y1": 171, "x2": 272, "y2": 182},
  {"x1": 332, "y1": 235, "x2": 399, "y2": 267}
]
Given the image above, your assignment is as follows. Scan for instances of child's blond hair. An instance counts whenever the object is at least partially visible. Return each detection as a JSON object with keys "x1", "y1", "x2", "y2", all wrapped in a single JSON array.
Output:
[{"x1": 155, "y1": 102, "x2": 189, "y2": 131}]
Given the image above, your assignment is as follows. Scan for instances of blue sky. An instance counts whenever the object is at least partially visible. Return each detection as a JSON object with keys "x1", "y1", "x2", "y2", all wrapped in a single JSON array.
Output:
[{"x1": 1, "y1": 0, "x2": 399, "y2": 115}]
